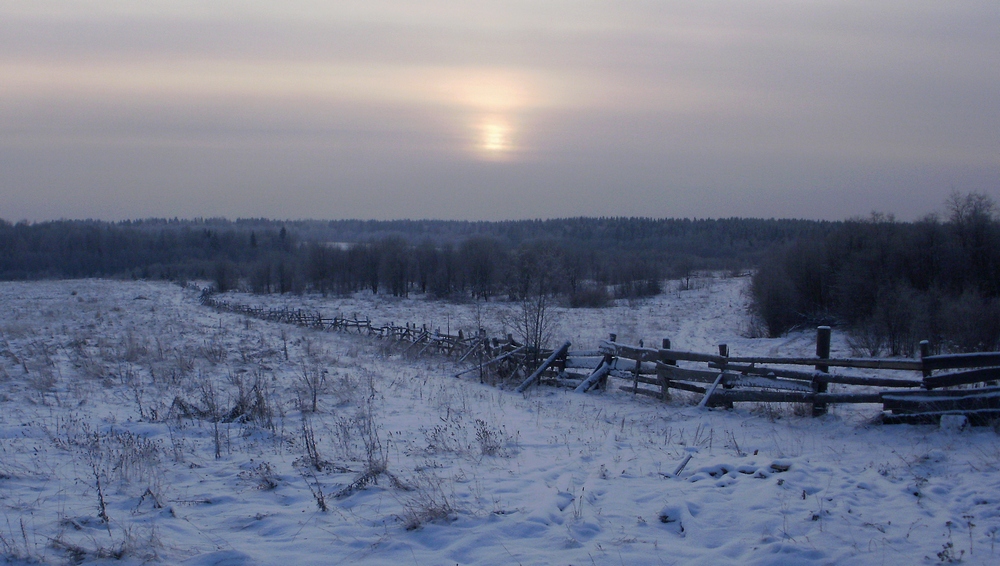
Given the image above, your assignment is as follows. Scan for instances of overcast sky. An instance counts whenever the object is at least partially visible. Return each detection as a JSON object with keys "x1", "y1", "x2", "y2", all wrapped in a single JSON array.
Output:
[{"x1": 2, "y1": 1, "x2": 998, "y2": 222}]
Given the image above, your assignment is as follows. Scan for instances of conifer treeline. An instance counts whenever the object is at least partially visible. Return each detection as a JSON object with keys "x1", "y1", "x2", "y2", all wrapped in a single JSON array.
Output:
[{"x1": 0, "y1": 217, "x2": 829, "y2": 303}]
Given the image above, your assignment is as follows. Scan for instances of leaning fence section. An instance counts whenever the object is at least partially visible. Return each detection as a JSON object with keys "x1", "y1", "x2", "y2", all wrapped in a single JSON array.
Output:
[{"x1": 200, "y1": 293, "x2": 1000, "y2": 426}]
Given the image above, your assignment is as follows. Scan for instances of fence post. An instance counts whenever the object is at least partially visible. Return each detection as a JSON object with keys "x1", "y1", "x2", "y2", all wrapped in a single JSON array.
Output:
[
  {"x1": 479, "y1": 329, "x2": 487, "y2": 383},
  {"x1": 602, "y1": 334, "x2": 617, "y2": 390},
  {"x1": 718, "y1": 344, "x2": 729, "y2": 380},
  {"x1": 718, "y1": 344, "x2": 734, "y2": 408},
  {"x1": 658, "y1": 338, "x2": 674, "y2": 401},
  {"x1": 556, "y1": 340, "x2": 568, "y2": 374},
  {"x1": 813, "y1": 326, "x2": 831, "y2": 416},
  {"x1": 632, "y1": 340, "x2": 643, "y2": 395},
  {"x1": 919, "y1": 340, "x2": 932, "y2": 385}
]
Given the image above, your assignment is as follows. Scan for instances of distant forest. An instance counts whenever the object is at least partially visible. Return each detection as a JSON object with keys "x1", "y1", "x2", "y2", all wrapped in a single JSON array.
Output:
[
  {"x1": 4, "y1": 200, "x2": 1000, "y2": 354},
  {"x1": 0, "y1": 217, "x2": 830, "y2": 305},
  {"x1": 750, "y1": 192, "x2": 1000, "y2": 354}
]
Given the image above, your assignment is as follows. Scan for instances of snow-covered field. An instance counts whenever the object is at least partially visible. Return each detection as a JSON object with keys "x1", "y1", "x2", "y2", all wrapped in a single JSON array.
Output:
[{"x1": 1, "y1": 276, "x2": 999, "y2": 565}]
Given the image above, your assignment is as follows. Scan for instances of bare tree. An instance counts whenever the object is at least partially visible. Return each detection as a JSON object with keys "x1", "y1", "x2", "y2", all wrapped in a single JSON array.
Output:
[{"x1": 501, "y1": 246, "x2": 560, "y2": 362}]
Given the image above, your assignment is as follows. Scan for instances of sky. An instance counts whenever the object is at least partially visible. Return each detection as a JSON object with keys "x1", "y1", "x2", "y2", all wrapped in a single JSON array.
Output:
[{"x1": 1, "y1": 1, "x2": 998, "y2": 222}]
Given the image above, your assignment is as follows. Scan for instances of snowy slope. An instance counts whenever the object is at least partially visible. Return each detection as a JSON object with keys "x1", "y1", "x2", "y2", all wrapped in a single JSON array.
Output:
[{"x1": 1, "y1": 277, "x2": 998, "y2": 565}]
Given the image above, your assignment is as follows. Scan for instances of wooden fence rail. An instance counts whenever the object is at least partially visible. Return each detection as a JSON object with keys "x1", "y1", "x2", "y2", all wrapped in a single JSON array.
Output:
[
  {"x1": 594, "y1": 330, "x2": 1000, "y2": 425},
  {"x1": 200, "y1": 292, "x2": 1000, "y2": 425}
]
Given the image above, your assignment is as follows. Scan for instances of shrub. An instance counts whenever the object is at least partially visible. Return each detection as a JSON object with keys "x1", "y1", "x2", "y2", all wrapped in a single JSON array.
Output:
[
  {"x1": 940, "y1": 291, "x2": 1000, "y2": 352},
  {"x1": 749, "y1": 260, "x2": 800, "y2": 337},
  {"x1": 568, "y1": 285, "x2": 610, "y2": 308}
]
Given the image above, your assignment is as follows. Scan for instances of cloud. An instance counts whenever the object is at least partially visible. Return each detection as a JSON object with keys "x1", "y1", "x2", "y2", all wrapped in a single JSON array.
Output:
[{"x1": 1, "y1": 1, "x2": 997, "y2": 221}]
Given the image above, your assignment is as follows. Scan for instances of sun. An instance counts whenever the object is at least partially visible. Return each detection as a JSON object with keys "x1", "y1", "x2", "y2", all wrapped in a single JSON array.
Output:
[
  {"x1": 483, "y1": 123, "x2": 507, "y2": 151},
  {"x1": 435, "y1": 71, "x2": 540, "y2": 160},
  {"x1": 478, "y1": 119, "x2": 513, "y2": 158}
]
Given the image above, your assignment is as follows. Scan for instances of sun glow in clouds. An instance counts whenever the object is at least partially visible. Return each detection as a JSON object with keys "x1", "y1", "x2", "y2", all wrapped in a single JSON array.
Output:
[
  {"x1": 439, "y1": 70, "x2": 552, "y2": 162},
  {"x1": 0, "y1": 56, "x2": 563, "y2": 161},
  {"x1": 480, "y1": 119, "x2": 513, "y2": 157}
]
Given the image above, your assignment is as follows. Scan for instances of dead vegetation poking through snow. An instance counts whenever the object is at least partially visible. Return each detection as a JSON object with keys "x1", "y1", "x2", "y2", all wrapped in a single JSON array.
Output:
[{"x1": 2, "y1": 278, "x2": 1000, "y2": 565}]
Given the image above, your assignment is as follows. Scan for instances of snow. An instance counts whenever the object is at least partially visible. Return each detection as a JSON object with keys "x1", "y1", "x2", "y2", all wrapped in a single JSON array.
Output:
[{"x1": 1, "y1": 276, "x2": 998, "y2": 565}]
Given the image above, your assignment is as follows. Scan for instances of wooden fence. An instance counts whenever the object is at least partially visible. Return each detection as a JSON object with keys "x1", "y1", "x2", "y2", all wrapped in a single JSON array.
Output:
[
  {"x1": 200, "y1": 293, "x2": 1000, "y2": 425},
  {"x1": 582, "y1": 328, "x2": 1000, "y2": 425},
  {"x1": 463, "y1": 327, "x2": 1000, "y2": 425},
  {"x1": 200, "y1": 293, "x2": 553, "y2": 382}
]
